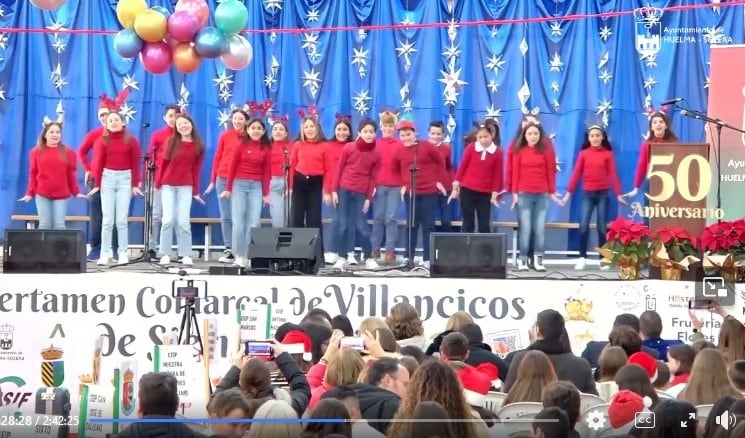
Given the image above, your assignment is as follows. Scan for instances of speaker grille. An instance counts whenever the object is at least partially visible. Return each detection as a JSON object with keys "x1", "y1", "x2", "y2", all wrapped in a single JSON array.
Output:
[{"x1": 430, "y1": 233, "x2": 507, "y2": 279}]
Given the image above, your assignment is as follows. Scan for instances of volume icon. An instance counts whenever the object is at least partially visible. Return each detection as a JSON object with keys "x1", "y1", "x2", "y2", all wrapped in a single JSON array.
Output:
[{"x1": 715, "y1": 410, "x2": 736, "y2": 430}]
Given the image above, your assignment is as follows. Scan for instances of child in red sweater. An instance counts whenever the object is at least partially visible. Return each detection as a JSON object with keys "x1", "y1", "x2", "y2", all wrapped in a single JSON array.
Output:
[
  {"x1": 560, "y1": 126, "x2": 626, "y2": 270},
  {"x1": 268, "y1": 117, "x2": 292, "y2": 228},
  {"x1": 146, "y1": 104, "x2": 179, "y2": 256},
  {"x1": 626, "y1": 111, "x2": 679, "y2": 197},
  {"x1": 290, "y1": 116, "x2": 330, "y2": 232},
  {"x1": 155, "y1": 114, "x2": 205, "y2": 266},
  {"x1": 89, "y1": 112, "x2": 143, "y2": 266},
  {"x1": 371, "y1": 111, "x2": 403, "y2": 265},
  {"x1": 325, "y1": 116, "x2": 354, "y2": 265},
  {"x1": 511, "y1": 123, "x2": 560, "y2": 272},
  {"x1": 204, "y1": 109, "x2": 249, "y2": 264},
  {"x1": 428, "y1": 121, "x2": 454, "y2": 232},
  {"x1": 20, "y1": 121, "x2": 85, "y2": 230},
  {"x1": 330, "y1": 119, "x2": 381, "y2": 271},
  {"x1": 450, "y1": 124, "x2": 503, "y2": 233},
  {"x1": 220, "y1": 118, "x2": 272, "y2": 268}
]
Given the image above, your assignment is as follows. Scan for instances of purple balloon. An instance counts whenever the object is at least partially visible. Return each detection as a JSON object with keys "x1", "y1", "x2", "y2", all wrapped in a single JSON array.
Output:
[
  {"x1": 140, "y1": 41, "x2": 172, "y2": 75},
  {"x1": 168, "y1": 11, "x2": 200, "y2": 43}
]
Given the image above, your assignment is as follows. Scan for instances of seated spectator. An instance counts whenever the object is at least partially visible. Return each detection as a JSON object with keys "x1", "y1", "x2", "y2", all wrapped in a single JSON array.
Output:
[
  {"x1": 504, "y1": 350, "x2": 557, "y2": 405},
  {"x1": 665, "y1": 344, "x2": 696, "y2": 397},
  {"x1": 120, "y1": 372, "x2": 206, "y2": 438},
  {"x1": 541, "y1": 381, "x2": 581, "y2": 438},
  {"x1": 321, "y1": 385, "x2": 384, "y2": 438},
  {"x1": 640, "y1": 310, "x2": 682, "y2": 361},
  {"x1": 205, "y1": 388, "x2": 251, "y2": 438},
  {"x1": 386, "y1": 302, "x2": 429, "y2": 350},
  {"x1": 399, "y1": 345, "x2": 425, "y2": 363},
  {"x1": 597, "y1": 346, "x2": 627, "y2": 402},
  {"x1": 609, "y1": 325, "x2": 656, "y2": 359},
  {"x1": 458, "y1": 323, "x2": 509, "y2": 381},
  {"x1": 247, "y1": 400, "x2": 300, "y2": 438},
  {"x1": 729, "y1": 360, "x2": 745, "y2": 394},
  {"x1": 702, "y1": 395, "x2": 739, "y2": 438},
  {"x1": 399, "y1": 355, "x2": 419, "y2": 378},
  {"x1": 446, "y1": 361, "x2": 500, "y2": 428},
  {"x1": 358, "y1": 317, "x2": 400, "y2": 353},
  {"x1": 346, "y1": 357, "x2": 407, "y2": 434},
  {"x1": 297, "y1": 323, "x2": 333, "y2": 367},
  {"x1": 503, "y1": 310, "x2": 597, "y2": 395},
  {"x1": 615, "y1": 364, "x2": 659, "y2": 408},
  {"x1": 331, "y1": 314, "x2": 354, "y2": 336},
  {"x1": 410, "y1": 401, "x2": 457, "y2": 438},
  {"x1": 532, "y1": 407, "x2": 570, "y2": 438},
  {"x1": 653, "y1": 361, "x2": 670, "y2": 391},
  {"x1": 581, "y1": 313, "x2": 659, "y2": 369},
  {"x1": 438, "y1": 332, "x2": 469, "y2": 362},
  {"x1": 303, "y1": 398, "x2": 352, "y2": 437},
  {"x1": 635, "y1": 399, "x2": 697, "y2": 438},
  {"x1": 677, "y1": 348, "x2": 740, "y2": 405},
  {"x1": 607, "y1": 390, "x2": 653, "y2": 431},
  {"x1": 627, "y1": 352, "x2": 659, "y2": 382},
  {"x1": 425, "y1": 311, "x2": 474, "y2": 356},
  {"x1": 301, "y1": 308, "x2": 333, "y2": 328}
]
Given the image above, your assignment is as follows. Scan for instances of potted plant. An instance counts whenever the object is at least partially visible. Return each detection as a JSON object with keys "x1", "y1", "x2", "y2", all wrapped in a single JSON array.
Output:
[
  {"x1": 650, "y1": 227, "x2": 700, "y2": 281},
  {"x1": 597, "y1": 217, "x2": 651, "y2": 280},
  {"x1": 700, "y1": 219, "x2": 745, "y2": 282}
]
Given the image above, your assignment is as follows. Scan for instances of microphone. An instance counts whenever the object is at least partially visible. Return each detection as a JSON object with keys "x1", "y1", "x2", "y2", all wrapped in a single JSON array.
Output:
[
  {"x1": 681, "y1": 109, "x2": 722, "y2": 125},
  {"x1": 660, "y1": 98, "x2": 683, "y2": 106}
]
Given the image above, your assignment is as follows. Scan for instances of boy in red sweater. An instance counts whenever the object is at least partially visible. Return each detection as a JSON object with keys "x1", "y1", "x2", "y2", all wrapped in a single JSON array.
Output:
[
  {"x1": 392, "y1": 120, "x2": 447, "y2": 269},
  {"x1": 428, "y1": 121, "x2": 454, "y2": 233},
  {"x1": 371, "y1": 111, "x2": 402, "y2": 265}
]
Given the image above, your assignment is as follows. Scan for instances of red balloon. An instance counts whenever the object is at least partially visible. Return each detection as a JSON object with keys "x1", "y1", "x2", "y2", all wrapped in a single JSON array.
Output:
[
  {"x1": 174, "y1": 0, "x2": 209, "y2": 28},
  {"x1": 140, "y1": 41, "x2": 172, "y2": 75}
]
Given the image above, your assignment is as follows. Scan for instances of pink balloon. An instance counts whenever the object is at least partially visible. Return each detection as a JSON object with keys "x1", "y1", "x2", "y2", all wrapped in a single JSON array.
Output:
[
  {"x1": 174, "y1": 0, "x2": 209, "y2": 28},
  {"x1": 166, "y1": 35, "x2": 181, "y2": 50},
  {"x1": 168, "y1": 11, "x2": 200, "y2": 42},
  {"x1": 29, "y1": 0, "x2": 67, "y2": 10},
  {"x1": 140, "y1": 41, "x2": 172, "y2": 74}
]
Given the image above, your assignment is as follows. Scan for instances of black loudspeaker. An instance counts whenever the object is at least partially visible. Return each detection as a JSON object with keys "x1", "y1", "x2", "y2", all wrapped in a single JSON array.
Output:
[
  {"x1": 248, "y1": 228, "x2": 323, "y2": 275},
  {"x1": 3, "y1": 229, "x2": 87, "y2": 274},
  {"x1": 430, "y1": 232, "x2": 507, "y2": 279}
]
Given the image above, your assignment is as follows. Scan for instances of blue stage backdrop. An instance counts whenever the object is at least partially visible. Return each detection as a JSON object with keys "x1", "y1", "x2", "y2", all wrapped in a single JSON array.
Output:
[{"x1": 0, "y1": 0, "x2": 742, "y2": 251}]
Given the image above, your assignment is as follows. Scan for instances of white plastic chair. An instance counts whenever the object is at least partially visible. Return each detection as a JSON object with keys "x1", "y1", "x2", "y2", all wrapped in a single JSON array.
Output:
[
  {"x1": 697, "y1": 404, "x2": 714, "y2": 423},
  {"x1": 485, "y1": 391, "x2": 508, "y2": 414},
  {"x1": 656, "y1": 390, "x2": 674, "y2": 399},
  {"x1": 580, "y1": 393, "x2": 606, "y2": 413},
  {"x1": 497, "y1": 402, "x2": 544, "y2": 420}
]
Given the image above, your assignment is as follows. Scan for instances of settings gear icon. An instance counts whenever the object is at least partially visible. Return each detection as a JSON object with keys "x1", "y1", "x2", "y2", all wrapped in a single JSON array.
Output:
[{"x1": 586, "y1": 410, "x2": 607, "y2": 431}]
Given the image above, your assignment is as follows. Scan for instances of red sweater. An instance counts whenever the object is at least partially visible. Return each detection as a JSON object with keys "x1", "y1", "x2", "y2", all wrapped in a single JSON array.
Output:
[
  {"x1": 634, "y1": 137, "x2": 675, "y2": 188},
  {"x1": 511, "y1": 143, "x2": 557, "y2": 194},
  {"x1": 505, "y1": 138, "x2": 556, "y2": 191},
  {"x1": 77, "y1": 126, "x2": 104, "y2": 172},
  {"x1": 332, "y1": 139, "x2": 381, "y2": 198},
  {"x1": 566, "y1": 147, "x2": 622, "y2": 194},
  {"x1": 156, "y1": 141, "x2": 204, "y2": 195},
  {"x1": 455, "y1": 143, "x2": 504, "y2": 194},
  {"x1": 92, "y1": 131, "x2": 141, "y2": 187},
  {"x1": 147, "y1": 125, "x2": 174, "y2": 182},
  {"x1": 210, "y1": 129, "x2": 244, "y2": 183},
  {"x1": 270, "y1": 140, "x2": 292, "y2": 177},
  {"x1": 227, "y1": 140, "x2": 271, "y2": 196},
  {"x1": 289, "y1": 140, "x2": 330, "y2": 192},
  {"x1": 434, "y1": 143, "x2": 454, "y2": 191},
  {"x1": 26, "y1": 146, "x2": 80, "y2": 199},
  {"x1": 326, "y1": 140, "x2": 346, "y2": 193},
  {"x1": 392, "y1": 141, "x2": 446, "y2": 194},
  {"x1": 375, "y1": 136, "x2": 403, "y2": 186}
]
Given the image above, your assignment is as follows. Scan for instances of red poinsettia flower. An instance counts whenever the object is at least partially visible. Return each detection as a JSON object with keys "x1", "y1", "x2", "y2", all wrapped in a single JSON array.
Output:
[
  {"x1": 606, "y1": 217, "x2": 649, "y2": 245},
  {"x1": 656, "y1": 227, "x2": 697, "y2": 247},
  {"x1": 701, "y1": 220, "x2": 745, "y2": 254}
]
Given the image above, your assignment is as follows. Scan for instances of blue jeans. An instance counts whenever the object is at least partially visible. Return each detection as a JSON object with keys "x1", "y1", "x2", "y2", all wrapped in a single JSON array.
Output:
[
  {"x1": 86, "y1": 177, "x2": 117, "y2": 254},
  {"x1": 269, "y1": 176, "x2": 286, "y2": 228},
  {"x1": 149, "y1": 189, "x2": 162, "y2": 251},
  {"x1": 579, "y1": 190, "x2": 609, "y2": 258},
  {"x1": 517, "y1": 192, "x2": 548, "y2": 261},
  {"x1": 35, "y1": 195, "x2": 67, "y2": 229},
  {"x1": 100, "y1": 169, "x2": 131, "y2": 258},
  {"x1": 326, "y1": 205, "x2": 341, "y2": 254},
  {"x1": 215, "y1": 177, "x2": 232, "y2": 249},
  {"x1": 436, "y1": 194, "x2": 452, "y2": 231},
  {"x1": 404, "y1": 193, "x2": 438, "y2": 261},
  {"x1": 231, "y1": 179, "x2": 263, "y2": 259},
  {"x1": 160, "y1": 185, "x2": 193, "y2": 257},
  {"x1": 338, "y1": 189, "x2": 373, "y2": 257},
  {"x1": 371, "y1": 185, "x2": 400, "y2": 251}
]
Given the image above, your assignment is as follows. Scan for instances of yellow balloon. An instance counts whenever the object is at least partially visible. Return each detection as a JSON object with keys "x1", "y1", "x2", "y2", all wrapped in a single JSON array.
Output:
[
  {"x1": 116, "y1": 0, "x2": 147, "y2": 29},
  {"x1": 134, "y1": 10, "x2": 169, "y2": 43}
]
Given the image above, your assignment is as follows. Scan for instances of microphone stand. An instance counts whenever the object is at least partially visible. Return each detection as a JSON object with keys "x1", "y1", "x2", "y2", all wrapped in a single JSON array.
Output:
[
  {"x1": 405, "y1": 141, "x2": 419, "y2": 270},
  {"x1": 282, "y1": 146, "x2": 291, "y2": 227},
  {"x1": 679, "y1": 107, "x2": 745, "y2": 216}
]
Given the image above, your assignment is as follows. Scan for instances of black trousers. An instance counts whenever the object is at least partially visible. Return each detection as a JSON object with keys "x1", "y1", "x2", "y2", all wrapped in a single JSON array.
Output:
[
  {"x1": 460, "y1": 187, "x2": 492, "y2": 233},
  {"x1": 291, "y1": 172, "x2": 323, "y2": 231}
]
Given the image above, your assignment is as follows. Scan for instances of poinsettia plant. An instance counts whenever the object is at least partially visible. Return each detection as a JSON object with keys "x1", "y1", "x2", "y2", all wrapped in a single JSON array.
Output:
[
  {"x1": 654, "y1": 227, "x2": 698, "y2": 262},
  {"x1": 599, "y1": 217, "x2": 651, "y2": 266},
  {"x1": 700, "y1": 219, "x2": 745, "y2": 256}
]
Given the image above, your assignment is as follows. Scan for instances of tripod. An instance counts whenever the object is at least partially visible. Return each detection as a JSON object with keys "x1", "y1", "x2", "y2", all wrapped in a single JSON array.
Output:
[
  {"x1": 283, "y1": 146, "x2": 291, "y2": 227},
  {"x1": 405, "y1": 142, "x2": 419, "y2": 270},
  {"x1": 178, "y1": 297, "x2": 204, "y2": 347}
]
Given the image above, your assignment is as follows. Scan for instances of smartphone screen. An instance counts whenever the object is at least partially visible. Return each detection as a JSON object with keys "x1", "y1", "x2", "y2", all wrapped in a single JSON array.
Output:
[
  {"x1": 245, "y1": 341, "x2": 273, "y2": 358},
  {"x1": 689, "y1": 299, "x2": 712, "y2": 310},
  {"x1": 340, "y1": 336, "x2": 365, "y2": 352}
]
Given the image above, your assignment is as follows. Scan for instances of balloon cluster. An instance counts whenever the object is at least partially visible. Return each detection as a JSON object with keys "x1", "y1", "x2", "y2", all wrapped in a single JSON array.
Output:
[{"x1": 113, "y1": 0, "x2": 252, "y2": 75}]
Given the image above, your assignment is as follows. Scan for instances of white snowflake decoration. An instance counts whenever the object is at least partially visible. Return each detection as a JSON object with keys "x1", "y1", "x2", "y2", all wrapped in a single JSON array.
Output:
[
  {"x1": 52, "y1": 36, "x2": 66, "y2": 54},
  {"x1": 598, "y1": 52, "x2": 609, "y2": 69},
  {"x1": 177, "y1": 83, "x2": 190, "y2": 111},
  {"x1": 352, "y1": 89, "x2": 371, "y2": 115},
  {"x1": 643, "y1": 75, "x2": 657, "y2": 90},
  {"x1": 487, "y1": 79, "x2": 498, "y2": 94},
  {"x1": 485, "y1": 54, "x2": 506, "y2": 73},
  {"x1": 599, "y1": 70, "x2": 612, "y2": 84},
  {"x1": 485, "y1": 104, "x2": 501, "y2": 119},
  {"x1": 0, "y1": 33, "x2": 8, "y2": 51},
  {"x1": 548, "y1": 52, "x2": 564, "y2": 72},
  {"x1": 0, "y1": 83, "x2": 6, "y2": 101},
  {"x1": 395, "y1": 39, "x2": 417, "y2": 72},
  {"x1": 550, "y1": 22, "x2": 562, "y2": 37},
  {"x1": 264, "y1": 0, "x2": 283, "y2": 12},
  {"x1": 599, "y1": 25, "x2": 612, "y2": 42},
  {"x1": 119, "y1": 102, "x2": 136, "y2": 123},
  {"x1": 122, "y1": 74, "x2": 139, "y2": 91},
  {"x1": 302, "y1": 67, "x2": 321, "y2": 98},
  {"x1": 213, "y1": 71, "x2": 234, "y2": 91},
  {"x1": 306, "y1": 8, "x2": 319, "y2": 22},
  {"x1": 351, "y1": 47, "x2": 368, "y2": 78}
]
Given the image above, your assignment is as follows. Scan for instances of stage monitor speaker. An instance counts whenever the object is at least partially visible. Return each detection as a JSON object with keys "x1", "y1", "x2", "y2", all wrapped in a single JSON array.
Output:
[
  {"x1": 3, "y1": 229, "x2": 86, "y2": 274},
  {"x1": 429, "y1": 232, "x2": 507, "y2": 279},
  {"x1": 248, "y1": 227, "x2": 322, "y2": 275}
]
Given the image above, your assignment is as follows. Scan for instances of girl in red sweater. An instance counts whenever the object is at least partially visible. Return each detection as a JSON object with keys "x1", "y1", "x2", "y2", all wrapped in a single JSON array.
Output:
[
  {"x1": 627, "y1": 111, "x2": 678, "y2": 197},
  {"x1": 290, "y1": 116, "x2": 329, "y2": 232},
  {"x1": 449, "y1": 124, "x2": 503, "y2": 233},
  {"x1": 155, "y1": 114, "x2": 205, "y2": 266},
  {"x1": 330, "y1": 119, "x2": 381, "y2": 271},
  {"x1": 560, "y1": 126, "x2": 626, "y2": 270},
  {"x1": 204, "y1": 109, "x2": 248, "y2": 264},
  {"x1": 268, "y1": 117, "x2": 292, "y2": 228},
  {"x1": 511, "y1": 123, "x2": 560, "y2": 272},
  {"x1": 89, "y1": 112, "x2": 143, "y2": 265},
  {"x1": 220, "y1": 119, "x2": 272, "y2": 268},
  {"x1": 20, "y1": 121, "x2": 85, "y2": 229},
  {"x1": 325, "y1": 116, "x2": 355, "y2": 265}
]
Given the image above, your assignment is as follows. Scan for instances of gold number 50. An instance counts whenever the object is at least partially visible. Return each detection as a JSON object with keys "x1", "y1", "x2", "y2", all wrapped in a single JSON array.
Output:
[{"x1": 646, "y1": 154, "x2": 712, "y2": 202}]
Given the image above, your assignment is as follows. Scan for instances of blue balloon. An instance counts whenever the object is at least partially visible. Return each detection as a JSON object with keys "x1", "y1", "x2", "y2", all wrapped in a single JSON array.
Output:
[
  {"x1": 150, "y1": 6, "x2": 170, "y2": 20},
  {"x1": 114, "y1": 29, "x2": 144, "y2": 59},
  {"x1": 194, "y1": 27, "x2": 226, "y2": 59}
]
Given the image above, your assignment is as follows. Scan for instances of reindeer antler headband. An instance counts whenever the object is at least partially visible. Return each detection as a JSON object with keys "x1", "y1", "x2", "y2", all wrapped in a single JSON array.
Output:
[
  {"x1": 246, "y1": 98, "x2": 273, "y2": 119},
  {"x1": 270, "y1": 113, "x2": 289, "y2": 124},
  {"x1": 42, "y1": 114, "x2": 65, "y2": 127},
  {"x1": 297, "y1": 104, "x2": 318, "y2": 119},
  {"x1": 99, "y1": 90, "x2": 129, "y2": 112},
  {"x1": 335, "y1": 113, "x2": 352, "y2": 123}
]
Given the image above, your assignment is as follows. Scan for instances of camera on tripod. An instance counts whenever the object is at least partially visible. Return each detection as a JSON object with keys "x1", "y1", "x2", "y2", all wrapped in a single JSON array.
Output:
[{"x1": 171, "y1": 272, "x2": 208, "y2": 301}]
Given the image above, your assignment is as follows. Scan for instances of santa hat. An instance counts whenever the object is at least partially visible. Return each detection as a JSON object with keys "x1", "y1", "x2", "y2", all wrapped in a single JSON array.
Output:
[
  {"x1": 608, "y1": 390, "x2": 653, "y2": 428},
  {"x1": 627, "y1": 352, "x2": 658, "y2": 382},
  {"x1": 457, "y1": 364, "x2": 497, "y2": 407},
  {"x1": 280, "y1": 330, "x2": 312, "y2": 362}
]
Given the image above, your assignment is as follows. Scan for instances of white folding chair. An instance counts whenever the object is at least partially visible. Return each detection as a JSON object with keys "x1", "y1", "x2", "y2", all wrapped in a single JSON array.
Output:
[
  {"x1": 697, "y1": 404, "x2": 714, "y2": 423},
  {"x1": 656, "y1": 390, "x2": 674, "y2": 399},
  {"x1": 580, "y1": 393, "x2": 606, "y2": 413},
  {"x1": 497, "y1": 402, "x2": 544, "y2": 420},
  {"x1": 485, "y1": 391, "x2": 508, "y2": 414}
]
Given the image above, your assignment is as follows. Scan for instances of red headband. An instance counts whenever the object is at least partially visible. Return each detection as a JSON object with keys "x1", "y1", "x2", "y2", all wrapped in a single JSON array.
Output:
[
  {"x1": 646, "y1": 106, "x2": 669, "y2": 117},
  {"x1": 247, "y1": 99, "x2": 273, "y2": 119},
  {"x1": 335, "y1": 113, "x2": 352, "y2": 123},
  {"x1": 270, "y1": 113, "x2": 289, "y2": 124},
  {"x1": 297, "y1": 104, "x2": 318, "y2": 119},
  {"x1": 99, "y1": 90, "x2": 129, "y2": 111}
]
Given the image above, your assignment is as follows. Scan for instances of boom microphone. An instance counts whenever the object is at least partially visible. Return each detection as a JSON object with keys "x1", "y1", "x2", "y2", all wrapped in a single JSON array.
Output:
[{"x1": 660, "y1": 98, "x2": 683, "y2": 106}]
